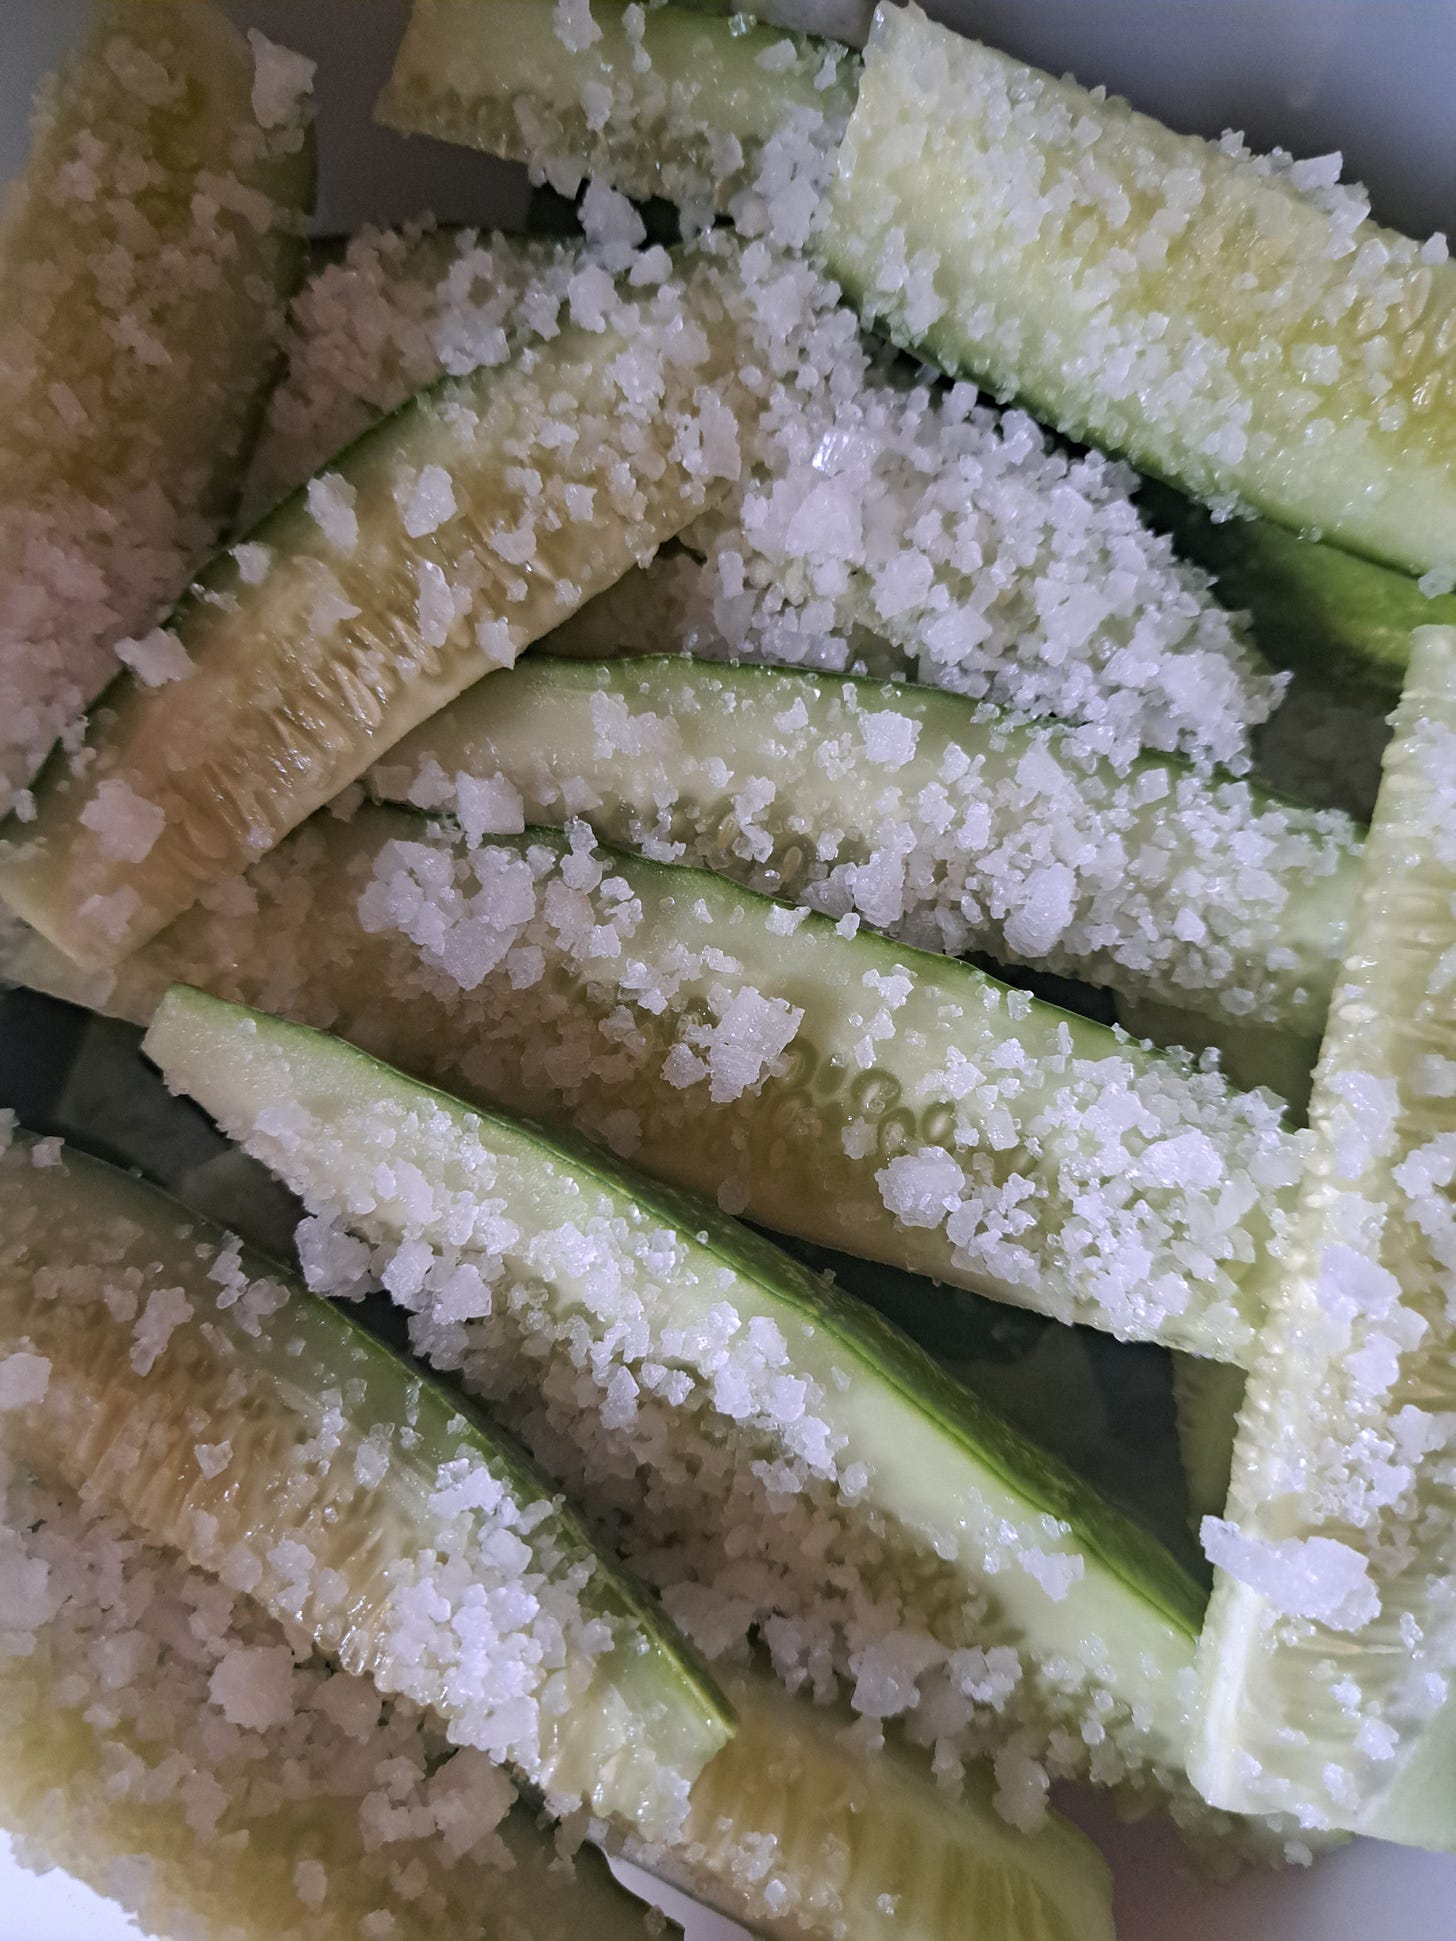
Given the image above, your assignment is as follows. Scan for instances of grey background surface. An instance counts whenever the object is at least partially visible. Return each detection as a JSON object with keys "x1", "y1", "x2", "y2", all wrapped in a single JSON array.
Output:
[{"x1": 2, "y1": 5, "x2": 1455, "y2": 1938}]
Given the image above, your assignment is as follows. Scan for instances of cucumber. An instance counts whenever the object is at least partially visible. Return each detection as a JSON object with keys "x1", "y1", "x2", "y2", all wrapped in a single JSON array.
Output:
[
  {"x1": 823, "y1": 3, "x2": 1456, "y2": 581},
  {"x1": 377, "y1": 0, "x2": 858, "y2": 213},
  {"x1": 11, "y1": 802, "x2": 1301, "y2": 1359},
  {"x1": 1193, "y1": 626, "x2": 1456, "y2": 1847},
  {"x1": 244, "y1": 226, "x2": 571, "y2": 521},
  {"x1": 1144, "y1": 482, "x2": 1456, "y2": 708},
  {"x1": 145, "y1": 987, "x2": 1212, "y2": 1816},
  {"x1": 1112, "y1": 992, "x2": 1320, "y2": 1122},
  {"x1": 0, "y1": 2, "x2": 315, "y2": 812},
  {"x1": 0, "y1": 1463, "x2": 667, "y2": 1941},
  {"x1": 652, "y1": 1669, "x2": 1114, "y2": 1941},
  {"x1": 0, "y1": 1131, "x2": 731, "y2": 1838},
  {"x1": 1171, "y1": 1355, "x2": 1245, "y2": 1532},
  {"x1": 0, "y1": 265, "x2": 743, "y2": 971},
  {"x1": 378, "y1": 652, "x2": 1361, "y2": 1037}
]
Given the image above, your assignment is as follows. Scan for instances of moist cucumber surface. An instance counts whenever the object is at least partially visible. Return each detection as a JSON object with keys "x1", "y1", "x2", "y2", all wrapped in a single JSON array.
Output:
[
  {"x1": 0, "y1": 1464, "x2": 666, "y2": 1941},
  {"x1": 380, "y1": 652, "x2": 1360, "y2": 1035},
  {"x1": 1172, "y1": 1354, "x2": 1246, "y2": 1533},
  {"x1": 145, "y1": 987, "x2": 1211, "y2": 1810},
  {"x1": 824, "y1": 3, "x2": 1456, "y2": 581},
  {"x1": 0, "y1": 1130, "x2": 730, "y2": 1838},
  {"x1": 1193, "y1": 626, "x2": 1456, "y2": 1848},
  {"x1": 0, "y1": 266, "x2": 742, "y2": 972},
  {"x1": 7, "y1": 802, "x2": 1301, "y2": 1360},
  {"x1": 652, "y1": 1669, "x2": 1115, "y2": 1941},
  {"x1": 377, "y1": 0, "x2": 858, "y2": 211},
  {"x1": 0, "y1": 2, "x2": 315, "y2": 814}
]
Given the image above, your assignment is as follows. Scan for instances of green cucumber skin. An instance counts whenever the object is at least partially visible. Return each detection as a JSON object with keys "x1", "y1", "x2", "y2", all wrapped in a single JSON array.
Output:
[
  {"x1": 1143, "y1": 481, "x2": 1456, "y2": 708},
  {"x1": 824, "y1": 5, "x2": 1456, "y2": 583},
  {"x1": 1171, "y1": 1355, "x2": 1246, "y2": 1532},
  {"x1": 8, "y1": 801, "x2": 1293, "y2": 1361},
  {"x1": 146, "y1": 987, "x2": 1207, "y2": 1760},
  {"x1": 0, "y1": 1129, "x2": 731, "y2": 1829},
  {"x1": 380, "y1": 652, "x2": 1359, "y2": 1037}
]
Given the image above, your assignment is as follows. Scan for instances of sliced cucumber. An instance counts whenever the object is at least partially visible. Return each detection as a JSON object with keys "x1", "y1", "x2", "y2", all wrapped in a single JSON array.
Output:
[
  {"x1": 1144, "y1": 482, "x2": 1456, "y2": 709},
  {"x1": 244, "y1": 225, "x2": 571, "y2": 520},
  {"x1": 0, "y1": 267, "x2": 742, "y2": 971},
  {"x1": 824, "y1": 3, "x2": 1456, "y2": 581},
  {"x1": 379, "y1": 652, "x2": 1361, "y2": 1037},
  {"x1": 1171, "y1": 1355, "x2": 1245, "y2": 1533},
  {"x1": 0, "y1": 1464, "x2": 667, "y2": 1941},
  {"x1": 1112, "y1": 991, "x2": 1320, "y2": 1122},
  {"x1": 0, "y1": 2, "x2": 315, "y2": 810},
  {"x1": 146, "y1": 987, "x2": 1211, "y2": 1816},
  {"x1": 13, "y1": 800, "x2": 1301, "y2": 1358},
  {"x1": 0, "y1": 1130, "x2": 730, "y2": 1838},
  {"x1": 377, "y1": 0, "x2": 857, "y2": 212},
  {"x1": 650, "y1": 1669, "x2": 1114, "y2": 1941},
  {"x1": 1193, "y1": 625, "x2": 1456, "y2": 1847}
]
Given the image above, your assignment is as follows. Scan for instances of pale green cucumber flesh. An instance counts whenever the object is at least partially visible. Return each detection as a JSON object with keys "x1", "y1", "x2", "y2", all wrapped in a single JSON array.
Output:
[
  {"x1": 379, "y1": 653, "x2": 1360, "y2": 1036},
  {"x1": 378, "y1": 0, "x2": 858, "y2": 208},
  {"x1": 650, "y1": 1670, "x2": 1114, "y2": 1941},
  {"x1": 0, "y1": 278, "x2": 737, "y2": 972},
  {"x1": 1112, "y1": 991, "x2": 1320, "y2": 1122},
  {"x1": 12, "y1": 798, "x2": 1295, "y2": 1359},
  {"x1": 0, "y1": 1132, "x2": 730, "y2": 1836},
  {"x1": 824, "y1": 4, "x2": 1456, "y2": 581},
  {"x1": 0, "y1": 1466, "x2": 667, "y2": 1941},
  {"x1": 146, "y1": 986, "x2": 1207, "y2": 1782},
  {"x1": 1193, "y1": 626, "x2": 1456, "y2": 1845},
  {"x1": 1143, "y1": 481, "x2": 1456, "y2": 709}
]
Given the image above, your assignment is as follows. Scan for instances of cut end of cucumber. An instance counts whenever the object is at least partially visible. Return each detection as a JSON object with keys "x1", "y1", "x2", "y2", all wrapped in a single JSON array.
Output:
[{"x1": 0, "y1": 1125, "x2": 731, "y2": 1839}]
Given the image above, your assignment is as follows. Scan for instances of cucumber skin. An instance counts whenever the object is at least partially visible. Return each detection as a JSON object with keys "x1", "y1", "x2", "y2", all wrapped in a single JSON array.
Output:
[
  {"x1": 1143, "y1": 481, "x2": 1456, "y2": 708},
  {"x1": 0, "y1": 1131, "x2": 732, "y2": 1832},
  {"x1": 824, "y1": 5, "x2": 1456, "y2": 582}
]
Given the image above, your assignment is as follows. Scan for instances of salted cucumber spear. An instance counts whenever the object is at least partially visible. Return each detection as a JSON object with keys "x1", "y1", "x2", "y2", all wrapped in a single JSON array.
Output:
[
  {"x1": 0, "y1": 1131, "x2": 731, "y2": 1840},
  {"x1": 8, "y1": 801, "x2": 1302, "y2": 1361},
  {"x1": 0, "y1": 1465, "x2": 672, "y2": 1941},
  {"x1": 145, "y1": 989, "x2": 1212, "y2": 1807},
  {"x1": 0, "y1": 259, "x2": 742, "y2": 972},
  {"x1": 0, "y1": 3, "x2": 315, "y2": 811},
  {"x1": 824, "y1": 4, "x2": 1456, "y2": 582},
  {"x1": 1193, "y1": 626, "x2": 1456, "y2": 1848}
]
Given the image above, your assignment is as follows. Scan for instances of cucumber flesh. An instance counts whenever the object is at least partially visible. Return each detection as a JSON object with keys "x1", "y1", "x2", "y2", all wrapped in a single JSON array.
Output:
[
  {"x1": 146, "y1": 986, "x2": 1212, "y2": 1821},
  {"x1": 13, "y1": 801, "x2": 1301, "y2": 1359},
  {"x1": 824, "y1": 3, "x2": 1456, "y2": 581},
  {"x1": 244, "y1": 226, "x2": 572, "y2": 521},
  {"x1": 1193, "y1": 626, "x2": 1456, "y2": 1847},
  {"x1": 647, "y1": 1669, "x2": 1114, "y2": 1941},
  {"x1": 0, "y1": 1462, "x2": 667, "y2": 1941},
  {"x1": 0, "y1": 3, "x2": 315, "y2": 812},
  {"x1": 0, "y1": 1131, "x2": 730, "y2": 1838},
  {"x1": 1144, "y1": 481, "x2": 1456, "y2": 709},
  {"x1": 380, "y1": 652, "x2": 1361, "y2": 1037},
  {"x1": 377, "y1": 0, "x2": 857, "y2": 213},
  {"x1": 1113, "y1": 992, "x2": 1320, "y2": 1123},
  {"x1": 0, "y1": 265, "x2": 743, "y2": 971}
]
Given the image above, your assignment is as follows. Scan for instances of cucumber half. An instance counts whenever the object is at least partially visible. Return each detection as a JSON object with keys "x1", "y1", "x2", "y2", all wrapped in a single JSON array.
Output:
[
  {"x1": 0, "y1": 1130, "x2": 731, "y2": 1838},
  {"x1": 0, "y1": 1463, "x2": 667, "y2": 1941},
  {"x1": 0, "y1": 263, "x2": 743, "y2": 971},
  {"x1": 145, "y1": 986, "x2": 1212, "y2": 1817},
  {"x1": 1193, "y1": 626, "x2": 1456, "y2": 1847},
  {"x1": 379, "y1": 652, "x2": 1361, "y2": 1036},
  {"x1": 824, "y1": 3, "x2": 1456, "y2": 581},
  {"x1": 0, "y1": 2, "x2": 315, "y2": 811},
  {"x1": 9, "y1": 801, "x2": 1300, "y2": 1361},
  {"x1": 377, "y1": 0, "x2": 858, "y2": 213}
]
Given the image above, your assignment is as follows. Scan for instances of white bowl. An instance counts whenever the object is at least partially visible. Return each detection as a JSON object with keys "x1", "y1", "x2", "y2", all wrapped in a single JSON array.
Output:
[{"x1": 3, "y1": 5, "x2": 1455, "y2": 1937}]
